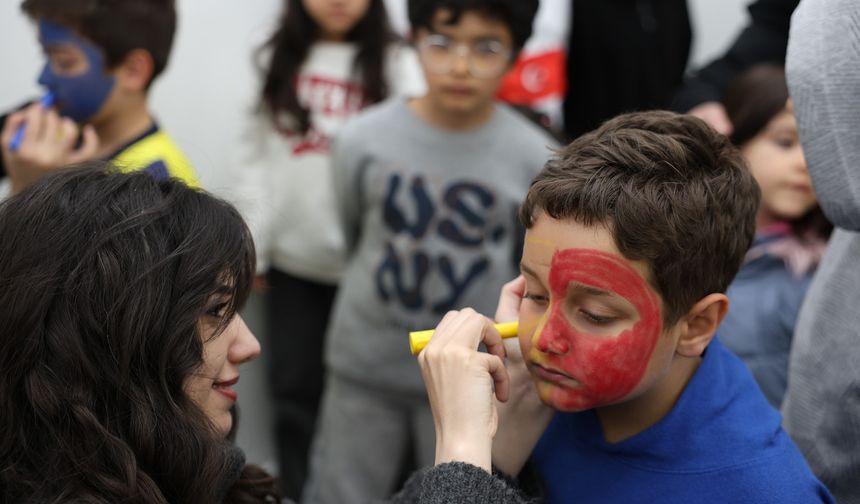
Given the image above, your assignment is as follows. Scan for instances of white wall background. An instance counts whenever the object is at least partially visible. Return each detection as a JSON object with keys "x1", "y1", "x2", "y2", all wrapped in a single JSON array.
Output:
[{"x1": 0, "y1": 0, "x2": 754, "y2": 471}]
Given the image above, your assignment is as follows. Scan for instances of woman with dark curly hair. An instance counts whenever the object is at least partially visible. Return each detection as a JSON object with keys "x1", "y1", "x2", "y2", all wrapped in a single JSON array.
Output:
[
  {"x1": 0, "y1": 163, "x2": 280, "y2": 503},
  {"x1": 0, "y1": 163, "x2": 546, "y2": 503}
]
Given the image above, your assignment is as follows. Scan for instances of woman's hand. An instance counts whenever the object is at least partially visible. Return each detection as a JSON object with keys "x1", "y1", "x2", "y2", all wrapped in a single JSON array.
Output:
[
  {"x1": 418, "y1": 308, "x2": 509, "y2": 473},
  {"x1": 492, "y1": 276, "x2": 555, "y2": 477}
]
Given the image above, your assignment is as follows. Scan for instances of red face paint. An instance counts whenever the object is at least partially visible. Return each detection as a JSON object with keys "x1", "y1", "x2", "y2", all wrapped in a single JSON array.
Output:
[{"x1": 532, "y1": 248, "x2": 662, "y2": 411}]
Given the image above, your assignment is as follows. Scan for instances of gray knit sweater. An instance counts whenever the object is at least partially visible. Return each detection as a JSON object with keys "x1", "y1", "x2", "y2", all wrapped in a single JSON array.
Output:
[
  {"x1": 287, "y1": 462, "x2": 537, "y2": 504},
  {"x1": 386, "y1": 463, "x2": 537, "y2": 504},
  {"x1": 782, "y1": 0, "x2": 860, "y2": 502}
]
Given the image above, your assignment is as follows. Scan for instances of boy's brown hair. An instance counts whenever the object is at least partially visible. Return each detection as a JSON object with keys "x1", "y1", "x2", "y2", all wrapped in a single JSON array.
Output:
[
  {"x1": 22, "y1": 0, "x2": 177, "y2": 87},
  {"x1": 520, "y1": 110, "x2": 760, "y2": 325}
]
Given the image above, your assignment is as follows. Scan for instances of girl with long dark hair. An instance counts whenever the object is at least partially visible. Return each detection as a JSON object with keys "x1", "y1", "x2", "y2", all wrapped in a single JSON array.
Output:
[
  {"x1": 720, "y1": 64, "x2": 832, "y2": 408},
  {"x1": 230, "y1": 2, "x2": 424, "y2": 497}
]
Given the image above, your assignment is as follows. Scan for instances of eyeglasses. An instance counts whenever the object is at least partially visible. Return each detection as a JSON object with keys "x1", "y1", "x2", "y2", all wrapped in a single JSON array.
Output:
[{"x1": 417, "y1": 34, "x2": 511, "y2": 78}]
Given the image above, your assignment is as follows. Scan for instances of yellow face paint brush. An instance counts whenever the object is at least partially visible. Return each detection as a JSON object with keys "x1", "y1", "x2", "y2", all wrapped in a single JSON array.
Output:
[{"x1": 409, "y1": 321, "x2": 519, "y2": 355}]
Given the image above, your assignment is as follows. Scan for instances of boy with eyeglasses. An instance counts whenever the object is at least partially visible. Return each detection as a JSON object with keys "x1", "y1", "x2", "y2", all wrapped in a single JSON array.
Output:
[{"x1": 300, "y1": 1, "x2": 553, "y2": 503}]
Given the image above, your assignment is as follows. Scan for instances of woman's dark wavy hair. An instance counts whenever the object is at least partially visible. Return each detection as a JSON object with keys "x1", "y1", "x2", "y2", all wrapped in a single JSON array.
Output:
[
  {"x1": 724, "y1": 64, "x2": 832, "y2": 241},
  {"x1": 258, "y1": 0, "x2": 395, "y2": 134},
  {"x1": 0, "y1": 163, "x2": 278, "y2": 503}
]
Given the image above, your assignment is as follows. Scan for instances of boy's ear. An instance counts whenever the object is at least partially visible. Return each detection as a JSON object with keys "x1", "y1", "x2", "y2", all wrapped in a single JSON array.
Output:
[
  {"x1": 115, "y1": 49, "x2": 154, "y2": 92},
  {"x1": 676, "y1": 293, "x2": 729, "y2": 358}
]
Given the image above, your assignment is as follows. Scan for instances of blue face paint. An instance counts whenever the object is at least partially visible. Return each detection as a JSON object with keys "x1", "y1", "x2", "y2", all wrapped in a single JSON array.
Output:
[{"x1": 37, "y1": 20, "x2": 115, "y2": 124}]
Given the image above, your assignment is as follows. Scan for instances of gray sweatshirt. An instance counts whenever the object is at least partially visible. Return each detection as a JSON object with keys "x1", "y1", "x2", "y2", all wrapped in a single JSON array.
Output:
[
  {"x1": 327, "y1": 98, "x2": 556, "y2": 393},
  {"x1": 782, "y1": 0, "x2": 860, "y2": 501}
]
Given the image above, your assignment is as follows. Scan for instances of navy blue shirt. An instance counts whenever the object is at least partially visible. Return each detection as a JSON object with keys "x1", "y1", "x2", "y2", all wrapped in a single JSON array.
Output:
[{"x1": 532, "y1": 337, "x2": 833, "y2": 503}]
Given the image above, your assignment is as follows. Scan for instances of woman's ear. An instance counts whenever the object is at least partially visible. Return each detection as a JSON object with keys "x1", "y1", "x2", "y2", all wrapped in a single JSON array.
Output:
[
  {"x1": 115, "y1": 49, "x2": 154, "y2": 92},
  {"x1": 676, "y1": 293, "x2": 729, "y2": 358}
]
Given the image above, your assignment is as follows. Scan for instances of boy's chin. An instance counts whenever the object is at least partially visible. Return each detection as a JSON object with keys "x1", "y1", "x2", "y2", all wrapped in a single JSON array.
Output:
[
  {"x1": 437, "y1": 95, "x2": 492, "y2": 116},
  {"x1": 535, "y1": 379, "x2": 595, "y2": 412}
]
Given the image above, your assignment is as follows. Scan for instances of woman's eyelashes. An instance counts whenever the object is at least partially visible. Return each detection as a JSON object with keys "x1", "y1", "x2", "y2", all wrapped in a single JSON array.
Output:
[{"x1": 205, "y1": 302, "x2": 229, "y2": 318}]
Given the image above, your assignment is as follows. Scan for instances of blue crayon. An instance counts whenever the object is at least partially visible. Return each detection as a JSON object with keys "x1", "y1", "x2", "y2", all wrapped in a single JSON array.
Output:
[{"x1": 8, "y1": 92, "x2": 56, "y2": 152}]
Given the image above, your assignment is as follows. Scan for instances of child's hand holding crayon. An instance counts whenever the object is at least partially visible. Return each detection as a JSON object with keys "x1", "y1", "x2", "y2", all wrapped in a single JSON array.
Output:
[{"x1": 1, "y1": 94, "x2": 99, "y2": 195}]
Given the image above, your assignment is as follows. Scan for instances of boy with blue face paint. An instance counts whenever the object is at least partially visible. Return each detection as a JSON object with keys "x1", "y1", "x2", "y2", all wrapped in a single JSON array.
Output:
[
  {"x1": 37, "y1": 20, "x2": 117, "y2": 126},
  {"x1": 0, "y1": 0, "x2": 198, "y2": 196}
]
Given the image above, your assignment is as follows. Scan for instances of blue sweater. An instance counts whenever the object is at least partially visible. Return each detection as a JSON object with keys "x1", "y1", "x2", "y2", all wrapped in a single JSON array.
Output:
[
  {"x1": 532, "y1": 337, "x2": 833, "y2": 503},
  {"x1": 720, "y1": 232, "x2": 814, "y2": 408}
]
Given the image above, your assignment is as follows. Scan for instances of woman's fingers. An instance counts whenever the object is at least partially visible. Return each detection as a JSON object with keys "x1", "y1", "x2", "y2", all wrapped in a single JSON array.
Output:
[
  {"x1": 482, "y1": 352, "x2": 510, "y2": 403},
  {"x1": 420, "y1": 309, "x2": 510, "y2": 405},
  {"x1": 425, "y1": 308, "x2": 485, "y2": 351},
  {"x1": 481, "y1": 317, "x2": 507, "y2": 366},
  {"x1": 419, "y1": 308, "x2": 512, "y2": 472}
]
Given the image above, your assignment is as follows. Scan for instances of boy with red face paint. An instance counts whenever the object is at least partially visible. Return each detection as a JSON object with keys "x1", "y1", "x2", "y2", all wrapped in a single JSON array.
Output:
[
  {"x1": 0, "y1": 0, "x2": 197, "y2": 197},
  {"x1": 417, "y1": 110, "x2": 835, "y2": 503}
]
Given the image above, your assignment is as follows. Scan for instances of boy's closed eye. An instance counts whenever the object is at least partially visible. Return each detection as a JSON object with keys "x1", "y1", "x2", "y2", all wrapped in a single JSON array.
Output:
[
  {"x1": 562, "y1": 294, "x2": 639, "y2": 336},
  {"x1": 576, "y1": 309, "x2": 618, "y2": 326},
  {"x1": 44, "y1": 46, "x2": 88, "y2": 75}
]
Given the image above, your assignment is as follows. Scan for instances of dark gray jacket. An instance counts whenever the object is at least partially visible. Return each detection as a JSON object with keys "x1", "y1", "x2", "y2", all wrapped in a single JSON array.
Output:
[{"x1": 386, "y1": 463, "x2": 538, "y2": 504}]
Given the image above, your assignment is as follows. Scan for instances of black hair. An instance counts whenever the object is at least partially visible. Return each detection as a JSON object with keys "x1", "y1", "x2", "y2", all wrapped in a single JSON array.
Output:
[
  {"x1": 258, "y1": 0, "x2": 396, "y2": 134},
  {"x1": 0, "y1": 163, "x2": 278, "y2": 502},
  {"x1": 724, "y1": 64, "x2": 790, "y2": 147},
  {"x1": 408, "y1": 0, "x2": 539, "y2": 55}
]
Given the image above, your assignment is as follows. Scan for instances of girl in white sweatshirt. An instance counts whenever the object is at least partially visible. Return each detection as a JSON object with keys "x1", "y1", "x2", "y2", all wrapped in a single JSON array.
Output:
[{"x1": 230, "y1": 1, "x2": 424, "y2": 499}]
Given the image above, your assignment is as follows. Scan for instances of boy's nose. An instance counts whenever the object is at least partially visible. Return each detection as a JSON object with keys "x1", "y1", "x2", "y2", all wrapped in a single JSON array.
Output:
[
  {"x1": 534, "y1": 316, "x2": 571, "y2": 356},
  {"x1": 450, "y1": 46, "x2": 471, "y2": 76},
  {"x1": 37, "y1": 62, "x2": 52, "y2": 87}
]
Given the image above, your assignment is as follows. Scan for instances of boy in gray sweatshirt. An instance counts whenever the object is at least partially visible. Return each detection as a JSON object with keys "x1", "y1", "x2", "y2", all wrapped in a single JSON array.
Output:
[{"x1": 301, "y1": 1, "x2": 556, "y2": 503}]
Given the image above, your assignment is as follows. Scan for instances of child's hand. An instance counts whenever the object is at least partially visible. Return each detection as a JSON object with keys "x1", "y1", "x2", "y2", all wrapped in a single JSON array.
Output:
[
  {"x1": 1, "y1": 101, "x2": 99, "y2": 195},
  {"x1": 492, "y1": 275, "x2": 555, "y2": 477},
  {"x1": 494, "y1": 275, "x2": 525, "y2": 323},
  {"x1": 418, "y1": 308, "x2": 509, "y2": 473}
]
